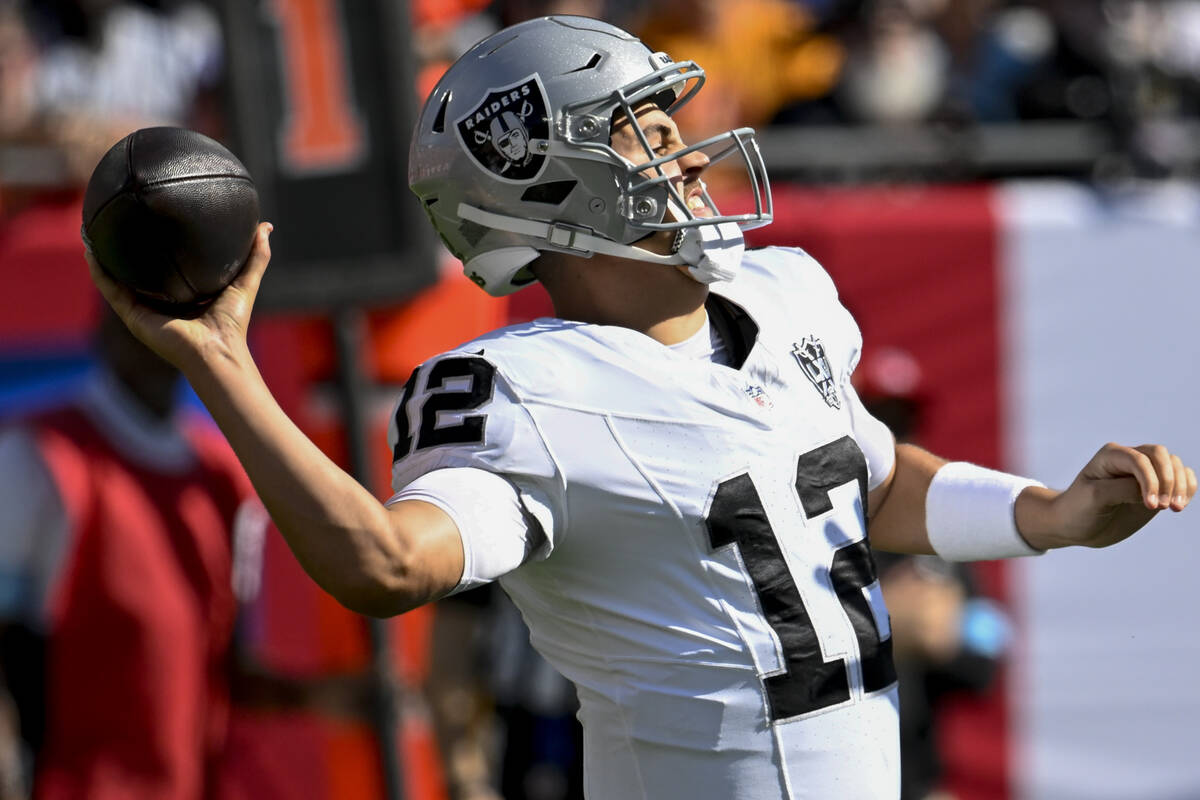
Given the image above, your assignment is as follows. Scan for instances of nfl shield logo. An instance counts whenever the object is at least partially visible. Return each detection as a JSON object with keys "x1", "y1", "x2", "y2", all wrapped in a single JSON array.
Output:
[
  {"x1": 455, "y1": 75, "x2": 550, "y2": 183},
  {"x1": 792, "y1": 336, "x2": 841, "y2": 409},
  {"x1": 744, "y1": 385, "x2": 774, "y2": 409}
]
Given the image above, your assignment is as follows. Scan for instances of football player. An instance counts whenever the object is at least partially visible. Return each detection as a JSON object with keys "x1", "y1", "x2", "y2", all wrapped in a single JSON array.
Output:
[{"x1": 88, "y1": 16, "x2": 1196, "y2": 800}]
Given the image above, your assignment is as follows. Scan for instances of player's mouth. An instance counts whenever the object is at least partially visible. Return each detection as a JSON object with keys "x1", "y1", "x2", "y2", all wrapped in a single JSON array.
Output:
[{"x1": 685, "y1": 189, "x2": 713, "y2": 218}]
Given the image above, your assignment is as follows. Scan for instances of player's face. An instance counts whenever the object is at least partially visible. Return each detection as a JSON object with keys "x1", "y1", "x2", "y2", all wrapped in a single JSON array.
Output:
[
  {"x1": 611, "y1": 103, "x2": 711, "y2": 256},
  {"x1": 611, "y1": 103, "x2": 711, "y2": 216}
]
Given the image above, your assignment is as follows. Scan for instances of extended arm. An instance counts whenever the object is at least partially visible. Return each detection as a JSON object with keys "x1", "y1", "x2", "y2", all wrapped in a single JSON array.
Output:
[
  {"x1": 87, "y1": 225, "x2": 464, "y2": 616},
  {"x1": 868, "y1": 441, "x2": 1195, "y2": 557}
]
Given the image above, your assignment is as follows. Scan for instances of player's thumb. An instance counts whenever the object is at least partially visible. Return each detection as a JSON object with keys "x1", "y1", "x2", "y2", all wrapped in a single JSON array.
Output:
[
  {"x1": 233, "y1": 222, "x2": 272, "y2": 299},
  {"x1": 84, "y1": 247, "x2": 144, "y2": 327},
  {"x1": 1085, "y1": 476, "x2": 1147, "y2": 508}
]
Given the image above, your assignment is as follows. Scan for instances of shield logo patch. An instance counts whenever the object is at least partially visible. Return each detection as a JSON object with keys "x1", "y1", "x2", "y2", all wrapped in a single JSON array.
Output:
[
  {"x1": 455, "y1": 75, "x2": 550, "y2": 183},
  {"x1": 792, "y1": 336, "x2": 842, "y2": 410}
]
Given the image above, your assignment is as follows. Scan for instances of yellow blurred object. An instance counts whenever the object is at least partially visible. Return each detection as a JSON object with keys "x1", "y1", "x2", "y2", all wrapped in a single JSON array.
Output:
[{"x1": 638, "y1": 0, "x2": 845, "y2": 140}]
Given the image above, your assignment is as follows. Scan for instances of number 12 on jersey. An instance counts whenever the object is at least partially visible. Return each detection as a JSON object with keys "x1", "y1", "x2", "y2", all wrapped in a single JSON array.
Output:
[{"x1": 704, "y1": 436, "x2": 896, "y2": 722}]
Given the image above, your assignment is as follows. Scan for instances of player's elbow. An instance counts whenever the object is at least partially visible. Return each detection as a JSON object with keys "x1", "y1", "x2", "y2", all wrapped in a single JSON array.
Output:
[
  {"x1": 337, "y1": 590, "x2": 416, "y2": 618},
  {"x1": 327, "y1": 498, "x2": 464, "y2": 617},
  {"x1": 333, "y1": 534, "x2": 455, "y2": 618},
  {"x1": 331, "y1": 567, "x2": 430, "y2": 618}
]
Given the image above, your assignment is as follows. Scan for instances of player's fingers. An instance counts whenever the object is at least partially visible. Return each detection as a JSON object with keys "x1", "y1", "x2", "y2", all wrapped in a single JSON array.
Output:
[
  {"x1": 232, "y1": 222, "x2": 272, "y2": 298},
  {"x1": 1173, "y1": 462, "x2": 1196, "y2": 511},
  {"x1": 1168, "y1": 455, "x2": 1189, "y2": 510},
  {"x1": 1090, "y1": 443, "x2": 1159, "y2": 508},
  {"x1": 1134, "y1": 444, "x2": 1175, "y2": 510},
  {"x1": 86, "y1": 250, "x2": 177, "y2": 339},
  {"x1": 85, "y1": 249, "x2": 137, "y2": 319}
]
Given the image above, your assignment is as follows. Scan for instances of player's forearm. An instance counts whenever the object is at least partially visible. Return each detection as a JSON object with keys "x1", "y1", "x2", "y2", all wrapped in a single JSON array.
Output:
[
  {"x1": 1012, "y1": 484, "x2": 1072, "y2": 550},
  {"x1": 179, "y1": 340, "x2": 412, "y2": 614}
]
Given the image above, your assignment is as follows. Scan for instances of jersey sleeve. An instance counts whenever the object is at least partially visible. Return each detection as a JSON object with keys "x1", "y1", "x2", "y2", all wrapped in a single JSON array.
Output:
[
  {"x1": 387, "y1": 352, "x2": 565, "y2": 583},
  {"x1": 388, "y1": 466, "x2": 544, "y2": 593},
  {"x1": 843, "y1": 382, "x2": 896, "y2": 491}
]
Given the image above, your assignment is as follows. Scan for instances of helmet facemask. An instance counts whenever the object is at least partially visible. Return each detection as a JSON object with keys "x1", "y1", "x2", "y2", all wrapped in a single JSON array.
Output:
[{"x1": 559, "y1": 59, "x2": 771, "y2": 240}]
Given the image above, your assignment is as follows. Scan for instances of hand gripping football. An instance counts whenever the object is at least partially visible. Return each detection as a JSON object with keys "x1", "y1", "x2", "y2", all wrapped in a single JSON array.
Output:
[{"x1": 82, "y1": 127, "x2": 260, "y2": 313}]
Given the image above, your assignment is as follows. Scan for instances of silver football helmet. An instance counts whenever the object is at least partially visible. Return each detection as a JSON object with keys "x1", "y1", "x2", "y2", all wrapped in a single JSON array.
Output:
[{"x1": 408, "y1": 15, "x2": 773, "y2": 296}]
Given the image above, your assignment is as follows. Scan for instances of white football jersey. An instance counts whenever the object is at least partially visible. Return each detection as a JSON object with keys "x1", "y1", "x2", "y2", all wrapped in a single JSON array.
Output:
[{"x1": 389, "y1": 247, "x2": 900, "y2": 799}]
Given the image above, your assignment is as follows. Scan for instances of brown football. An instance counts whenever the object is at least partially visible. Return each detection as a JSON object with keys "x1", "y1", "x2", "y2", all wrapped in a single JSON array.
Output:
[{"x1": 82, "y1": 127, "x2": 260, "y2": 313}]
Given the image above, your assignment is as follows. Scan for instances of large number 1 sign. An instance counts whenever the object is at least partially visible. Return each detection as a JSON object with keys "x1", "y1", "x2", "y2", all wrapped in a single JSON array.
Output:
[{"x1": 265, "y1": 0, "x2": 366, "y2": 173}]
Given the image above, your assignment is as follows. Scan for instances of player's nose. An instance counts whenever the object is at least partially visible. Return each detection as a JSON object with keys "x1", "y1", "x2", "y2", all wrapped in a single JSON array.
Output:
[{"x1": 677, "y1": 146, "x2": 709, "y2": 177}]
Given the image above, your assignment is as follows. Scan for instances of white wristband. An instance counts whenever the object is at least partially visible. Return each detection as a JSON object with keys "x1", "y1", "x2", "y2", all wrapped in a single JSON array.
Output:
[{"x1": 925, "y1": 462, "x2": 1046, "y2": 561}]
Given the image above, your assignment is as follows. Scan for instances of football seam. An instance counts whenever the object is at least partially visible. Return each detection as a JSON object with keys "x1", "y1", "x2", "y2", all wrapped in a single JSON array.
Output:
[
  {"x1": 136, "y1": 173, "x2": 254, "y2": 191},
  {"x1": 169, "y1": 248, "x2": 203, "y2": 300},
  {"x1": 81, "y1": 138, "x2": 137, "y2": 227},
  {"x1": 83, "y1": 173, "x2": 255, "y2": 236}
]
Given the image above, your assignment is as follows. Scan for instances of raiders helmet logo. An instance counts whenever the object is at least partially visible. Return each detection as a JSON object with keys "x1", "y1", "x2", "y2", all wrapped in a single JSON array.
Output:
[
  {"x1": 455, "y1": 75, "x2": 550, "y2": 183},
  {"x1": 792, "y1": 336, "x2": 842, "y2": 410}
]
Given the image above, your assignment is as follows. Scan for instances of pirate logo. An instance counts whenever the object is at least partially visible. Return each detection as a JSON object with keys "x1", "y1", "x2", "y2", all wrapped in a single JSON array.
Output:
[
  {"x1": 792, "y1": 336, "x2": 841, "y2": 410},
  {"x1": 455, "y1": 75, "x2": 550, "y2": 183}
]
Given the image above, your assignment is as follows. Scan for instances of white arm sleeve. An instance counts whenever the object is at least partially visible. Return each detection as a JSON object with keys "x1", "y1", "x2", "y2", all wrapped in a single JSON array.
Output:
[{"x1": 387, "y1": 467, "x2": 556, "y2": 593}]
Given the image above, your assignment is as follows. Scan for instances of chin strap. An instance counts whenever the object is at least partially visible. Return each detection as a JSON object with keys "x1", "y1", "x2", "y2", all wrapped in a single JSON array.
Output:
[
  {"x1": 458, "y1": 202, "x2": 681, "y2": 265},
  {"x1": 456, "y1": 202, "x2": 745, "y2": 284},
  {"x1": 679, "y1": 223, "x2": 744, "y2": 284}
]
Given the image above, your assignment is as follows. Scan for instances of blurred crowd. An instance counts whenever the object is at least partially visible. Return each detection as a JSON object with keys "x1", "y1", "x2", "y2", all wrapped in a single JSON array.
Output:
[
  {"x1": 3, "y1": 0, "x2": 1200, "y2": 189},
  {"x1": 0, "y1": 0, "x2": 222, "y2": 202},
  {"x1": 416, "y1": 0, "x2": 1200, "y2": 178}
]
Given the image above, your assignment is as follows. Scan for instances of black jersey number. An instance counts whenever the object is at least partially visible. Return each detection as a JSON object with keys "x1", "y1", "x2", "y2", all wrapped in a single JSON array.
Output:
[
  {"x1": 392, "y1": 356, "x2": 495, "y2": 460},
  {"x1": 704, "y1": 436, "x2": 896, "y2": 722}
]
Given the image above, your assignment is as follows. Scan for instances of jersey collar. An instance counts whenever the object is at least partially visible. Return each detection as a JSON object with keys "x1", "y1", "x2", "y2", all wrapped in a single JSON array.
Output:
[{"x1": 704, "y1": 292, "x2": 759, "y2": 370}]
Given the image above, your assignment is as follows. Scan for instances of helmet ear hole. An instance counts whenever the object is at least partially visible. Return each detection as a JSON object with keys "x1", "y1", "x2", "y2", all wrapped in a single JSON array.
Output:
[{"x1": 520, "y1": 181, "x2": 577, "y2": 206}]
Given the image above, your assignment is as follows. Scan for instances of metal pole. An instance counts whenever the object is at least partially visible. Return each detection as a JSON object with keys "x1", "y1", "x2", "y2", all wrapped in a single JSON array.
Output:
[{"x1": 332, "y1": 306, "x2": 405, "y2": 800}]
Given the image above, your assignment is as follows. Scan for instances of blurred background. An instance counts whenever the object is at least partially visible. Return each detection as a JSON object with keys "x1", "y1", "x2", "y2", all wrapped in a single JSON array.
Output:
[{"x1": 0, "y1": 1, "x2": 1198, "y2": 799}]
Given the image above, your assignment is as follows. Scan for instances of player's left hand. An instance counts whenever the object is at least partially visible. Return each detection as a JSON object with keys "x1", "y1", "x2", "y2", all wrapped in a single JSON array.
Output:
[{"x1": 1020, "y1": 443, "x2": 1196, "y2": 551}]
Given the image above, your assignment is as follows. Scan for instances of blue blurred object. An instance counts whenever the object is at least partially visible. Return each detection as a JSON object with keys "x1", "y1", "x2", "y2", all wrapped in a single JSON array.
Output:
[
  {"x1": 963, "y1": 8, "x2": 1056, "y2": 122},
  {"x1": 0, "y1": 351, "x2": 93, "y2": 418},
  {"x1": 792, "y1": 0, "x2": 837, "y2": 18},
  {"x1": 0, "y1": 351, "x2": 206, "y2": 420},
  {"x1": 960, "y1": 597, "x2": 1014, "y2": 658}
]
